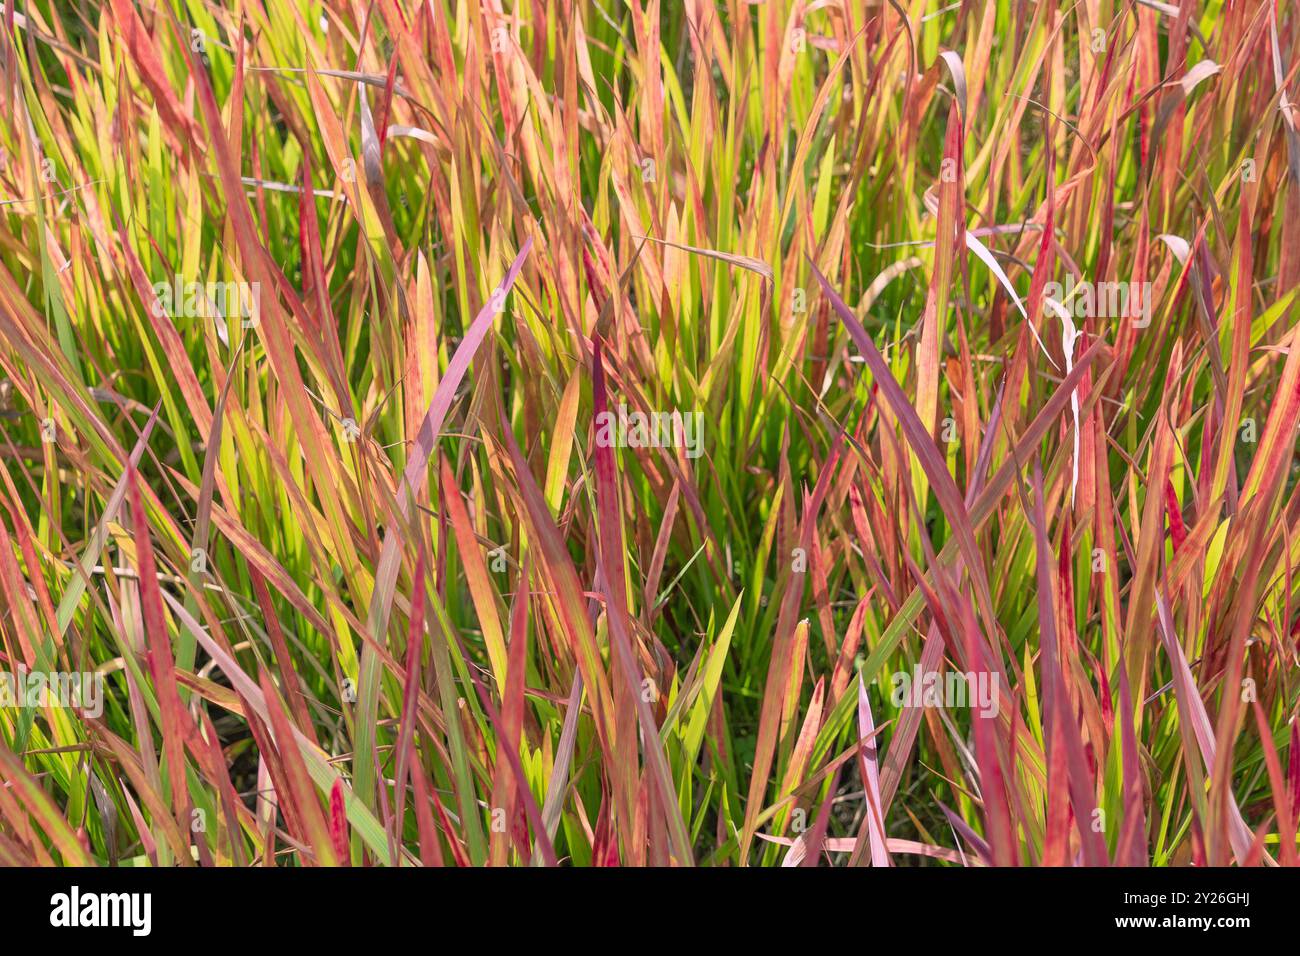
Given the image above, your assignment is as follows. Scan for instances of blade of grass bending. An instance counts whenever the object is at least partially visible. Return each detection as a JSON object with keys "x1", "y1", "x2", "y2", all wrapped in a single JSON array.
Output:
[
  {"x1": 55, "y1": 402, "x2": 160, "y2": 636},
  {"x1": 812, "y1": 338, "x2": 1109, "y2": 774},
  {"x1": 811, "y1": 261, "x2": 998, "y2": 647},
  {"x1": 354, "y1": 238, "x2": 533, "y2": 816}
]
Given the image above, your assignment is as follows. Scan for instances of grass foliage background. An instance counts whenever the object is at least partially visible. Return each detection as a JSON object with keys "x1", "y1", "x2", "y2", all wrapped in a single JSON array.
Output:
[{"x1": 0, "y1": 0, "x2": 1297, "y2": 867}]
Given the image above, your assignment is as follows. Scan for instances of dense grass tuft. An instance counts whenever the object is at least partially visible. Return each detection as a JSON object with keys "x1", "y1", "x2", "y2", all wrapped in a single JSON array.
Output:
[{"x1": 0, "y1": 0, "x2": 1297, "y2": 867}]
